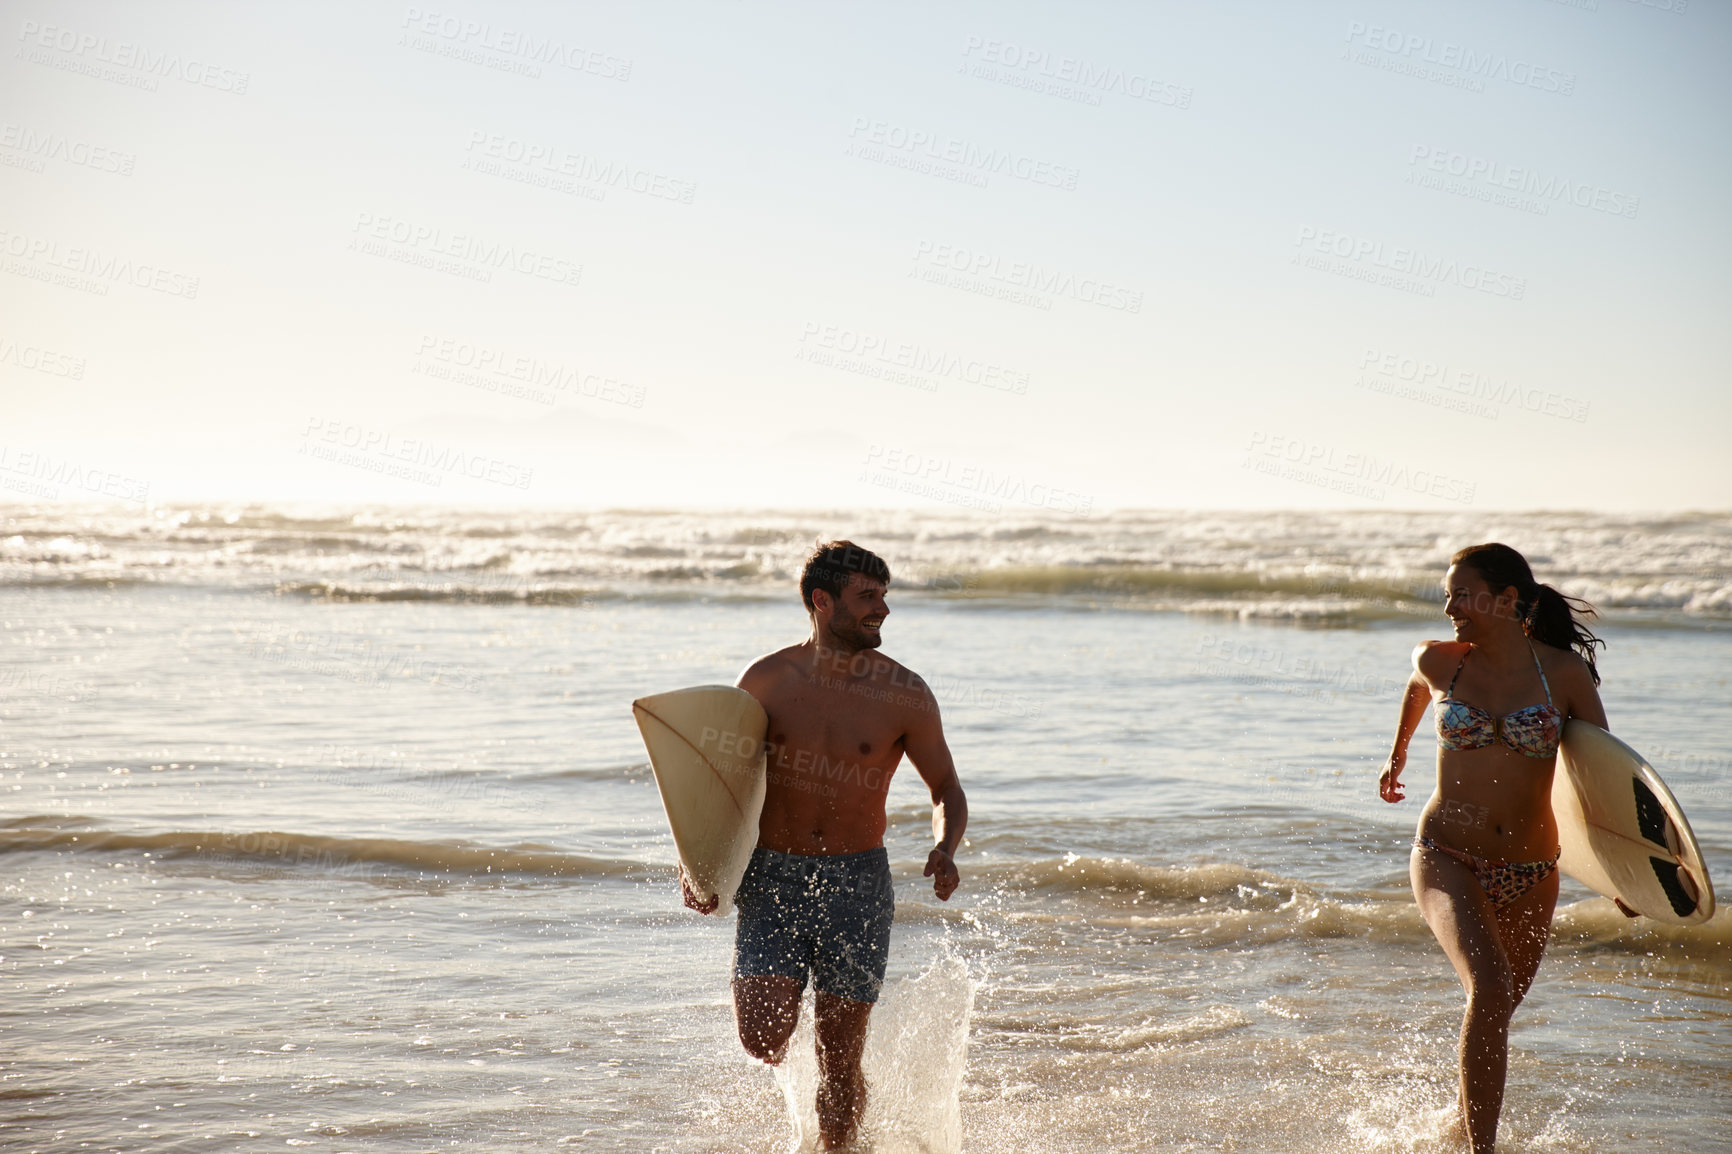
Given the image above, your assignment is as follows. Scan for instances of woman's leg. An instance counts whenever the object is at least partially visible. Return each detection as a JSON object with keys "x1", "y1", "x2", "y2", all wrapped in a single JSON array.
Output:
[
  {"x1": 1495, "y1": 867, "x2": 1560, "y2": 1008},
  {"x1": 1411, "y1": 845, "x2": 1514, "y2": 1154}
]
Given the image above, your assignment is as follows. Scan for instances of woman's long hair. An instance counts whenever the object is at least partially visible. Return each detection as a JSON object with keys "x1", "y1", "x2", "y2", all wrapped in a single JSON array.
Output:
[{"x1": 1452, "y1": 543, "x2": 1605, "y2": 684}]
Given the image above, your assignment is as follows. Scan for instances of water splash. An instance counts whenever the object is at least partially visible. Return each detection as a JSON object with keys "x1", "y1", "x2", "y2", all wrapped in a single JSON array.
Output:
[
  {"x1": 1343, "y1": 1073, "x2": 1592, "y2": 1153},
  {"x1": 773, "y1": 954, "x2": 975, "y2": 1153}
]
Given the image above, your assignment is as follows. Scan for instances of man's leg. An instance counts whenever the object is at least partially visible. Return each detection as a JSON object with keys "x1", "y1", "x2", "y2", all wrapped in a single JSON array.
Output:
[
  {"x1": 814, "y1": 992, "x2": 872, "y2": 1149},
  {"x1": 733, "y1": 974, "x2": 802, "y2": 1064},
  {"x1": 808, "y1": 850, "x2": 893, "y2": 1149},
  {"x1": 732, "y1": 849, "x2": 808, "y2": 1064}
]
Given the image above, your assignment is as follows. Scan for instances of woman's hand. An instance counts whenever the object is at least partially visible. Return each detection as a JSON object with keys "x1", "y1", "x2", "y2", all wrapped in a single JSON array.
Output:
[{"x1": 1379, "y1": 753, "x2": 1406, "y2": 803}]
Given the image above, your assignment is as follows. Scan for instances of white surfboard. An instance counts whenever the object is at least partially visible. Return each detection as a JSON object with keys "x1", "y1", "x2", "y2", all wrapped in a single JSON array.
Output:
[
  {"x1": 1553, "y1": 720, "x2": 1715, "y2": 925},
  {"x1": 631, "y1": 685, "x2": 768, "y2": 915}
]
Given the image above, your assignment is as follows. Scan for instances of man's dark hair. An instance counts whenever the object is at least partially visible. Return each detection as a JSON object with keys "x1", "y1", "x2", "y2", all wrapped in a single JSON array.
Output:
[{"x1": 800, "y1": 540, "x2": 890, "y2": 611}]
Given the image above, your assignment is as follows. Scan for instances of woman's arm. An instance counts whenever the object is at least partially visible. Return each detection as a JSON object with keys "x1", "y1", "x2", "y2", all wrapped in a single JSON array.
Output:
[
  {"x1": 1557, "y1": 651, "x2": 1609, "y2": 730},
  {"x1": 1379, "y1": 645, "x2": 1436, "y2": 804}
]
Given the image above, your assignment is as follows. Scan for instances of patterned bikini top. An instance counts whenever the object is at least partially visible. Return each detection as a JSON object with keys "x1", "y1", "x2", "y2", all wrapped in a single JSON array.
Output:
[{"x1": 1434, "y1": 642, "x2": 1562, "y2": 758}]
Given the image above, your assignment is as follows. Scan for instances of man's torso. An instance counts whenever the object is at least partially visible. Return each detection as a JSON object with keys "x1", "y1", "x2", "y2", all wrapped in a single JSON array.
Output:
[{"x1": 746, "y1": 643, "x2": 928, "y2": 855}]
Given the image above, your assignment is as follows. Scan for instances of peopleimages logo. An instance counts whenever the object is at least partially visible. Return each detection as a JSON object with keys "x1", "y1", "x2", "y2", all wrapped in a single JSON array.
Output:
[
  {"x1": 463, "y1": 131, "x2": 695, "y2": 204},
  {"x1": 348, "y1": 213, "x2": 582, "y2": 288},
  {"x1": 16, "y1": 19, "x2": 251, "y2": 93},
  {"x1": 1407, "y1": 146, "x2": 1639, "y2": 219},
  {"x1": 911, "y1": 240, "x2": 1143, "y2": 313},
  {"x1": 0, "y1": 123, "x2": 135, "y2": 175},
  {"x1": 1343, "y1": 22, "x2": 1576, "y2": 95},
  {"x1": 861, "y1": 444, "x2": 1092, "y2": 515},
  {"x1": 1357, "y1": 347, "x2": 1590, "y2": 423},
  {"x1": 798, "y1": 322, "x2": 1030, "y2": 395},
  {"x1": 300, "y1": 417, "x2": 534, "y2": 490},
  {"x1": 0, "y1": 336, "x2": 85, "y2": 380},
  {"x1": 412, "y1": 334, "x2": 647, "y2": 408},
  {"x1": 1243, "y1": 430, "x2": 1476, "y2": 505},
  {"x1": 0, "y1": 227, "x2": 200, "y2": 299},
  {"x1": 846, "y1": 117, "x2": 1081, "y2": 190},
  {"x1": 1195, "y1": 634, "x2": 1405, "y2": 701},
  {"x1": 1293, "y1": 226, "x2": 1525, "y2": 300},
  {"x1": 958, "y1": 36, "x2": 1193, "y2": 109},
  {"x1": 0, "y1": 445, "x2": 150, "y2": 503},
  {"x1": 399, "y1": 8, "x2": 631, "y2": 80}
]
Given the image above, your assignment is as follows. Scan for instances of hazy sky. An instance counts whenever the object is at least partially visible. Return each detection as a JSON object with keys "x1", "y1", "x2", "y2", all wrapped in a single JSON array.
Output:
[{"x1": 3, "y1": 0, "x2": 1728, "y2": 512}]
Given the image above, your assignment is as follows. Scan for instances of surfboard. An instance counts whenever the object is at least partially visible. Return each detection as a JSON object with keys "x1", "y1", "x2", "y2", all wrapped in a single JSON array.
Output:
[
  {"x1": 631, "y1": 685, "x2": 768, "y2": 915},
  {"x1": 1553, "y1": 720, "x2": 1715, "y2": 925}
]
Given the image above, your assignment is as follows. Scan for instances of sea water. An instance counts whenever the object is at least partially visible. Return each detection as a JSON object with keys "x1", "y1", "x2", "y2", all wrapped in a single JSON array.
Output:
[{"x1": 2, "y1": 507, "x2": 1727, "y2": 1152}]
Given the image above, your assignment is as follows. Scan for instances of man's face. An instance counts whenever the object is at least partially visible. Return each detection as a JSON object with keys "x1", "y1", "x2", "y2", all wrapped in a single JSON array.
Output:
[{"x1": 822, "y1": 574, "x2": 889, "y2": 651}]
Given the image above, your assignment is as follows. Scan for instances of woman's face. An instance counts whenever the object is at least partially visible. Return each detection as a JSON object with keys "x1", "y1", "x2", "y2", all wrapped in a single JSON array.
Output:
[{"x1": 1442, "y1": 563, "x2": 1519, "y2": 640}]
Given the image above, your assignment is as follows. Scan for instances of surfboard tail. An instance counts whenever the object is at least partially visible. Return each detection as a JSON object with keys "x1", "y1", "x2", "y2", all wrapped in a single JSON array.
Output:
[
  {"x1": 631, "y1": 686, "x2": 769, "y2": 915},
  {"x1": 1555, "y1": 721, "x2": 1715, "y2": 926}
]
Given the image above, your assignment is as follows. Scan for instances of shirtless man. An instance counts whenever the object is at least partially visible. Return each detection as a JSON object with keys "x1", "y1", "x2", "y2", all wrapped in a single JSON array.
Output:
[{"x1": 682, "y1": 540, "x2": 968, "y2": 1150}]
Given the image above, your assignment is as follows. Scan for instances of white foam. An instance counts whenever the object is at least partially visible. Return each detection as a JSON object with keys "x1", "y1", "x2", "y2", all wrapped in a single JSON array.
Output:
[
  {"x1": 772, "y1": 954, "x2": 975, "y2": 1153},
  {"x1": 7, "y1": 506, "x2": 1732, "y2": 626}
]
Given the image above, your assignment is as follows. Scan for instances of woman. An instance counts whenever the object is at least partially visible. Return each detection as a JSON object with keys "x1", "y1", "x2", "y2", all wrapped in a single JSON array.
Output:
[{"x1": 1379, "y1": 543, "x2": 1606, "y2": 1153}]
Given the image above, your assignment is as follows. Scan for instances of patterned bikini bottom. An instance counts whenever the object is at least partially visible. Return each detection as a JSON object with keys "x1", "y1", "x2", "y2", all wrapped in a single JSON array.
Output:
[{"x1": 1414, "y1": 836, "x2": 1560, "y2": 909}]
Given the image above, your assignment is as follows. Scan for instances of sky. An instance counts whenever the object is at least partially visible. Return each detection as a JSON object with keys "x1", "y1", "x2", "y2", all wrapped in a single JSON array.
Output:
[{"x1": 2, "y1": 0, "x2": 1728, "y2": 513}]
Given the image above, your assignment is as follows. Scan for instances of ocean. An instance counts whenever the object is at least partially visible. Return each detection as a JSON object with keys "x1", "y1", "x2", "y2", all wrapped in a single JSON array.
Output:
[{"x1": 2, "y1": 506, "x2": 1727, "y2": 1152}]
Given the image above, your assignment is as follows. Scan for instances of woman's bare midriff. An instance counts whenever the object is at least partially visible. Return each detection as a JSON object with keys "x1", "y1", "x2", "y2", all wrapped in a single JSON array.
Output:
[{"x1": 1416, "y1": 746, "x2": 1560, "y2": 862}]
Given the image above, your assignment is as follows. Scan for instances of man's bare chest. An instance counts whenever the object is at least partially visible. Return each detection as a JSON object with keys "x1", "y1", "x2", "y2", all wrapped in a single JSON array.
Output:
[{"x1": 763, "y1": 683, "x2": 907, "y2": 770}]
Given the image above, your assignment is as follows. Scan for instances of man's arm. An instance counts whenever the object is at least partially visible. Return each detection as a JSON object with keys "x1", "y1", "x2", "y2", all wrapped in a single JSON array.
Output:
[
  {"x1": 903, "y1": 684, "x2": 967, "y2": 901},
  {"x1": 735, "y1": 652, "x2": 780, "y2": 712}
]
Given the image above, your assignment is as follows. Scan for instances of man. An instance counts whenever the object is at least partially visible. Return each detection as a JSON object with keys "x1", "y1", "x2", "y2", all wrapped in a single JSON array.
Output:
[{"x1": 683, "y1": 539, "x2": 968, "y2": 1150}]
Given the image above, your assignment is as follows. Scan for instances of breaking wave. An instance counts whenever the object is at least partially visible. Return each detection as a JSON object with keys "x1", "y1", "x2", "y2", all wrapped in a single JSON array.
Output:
[
  {"x1": 0, "y1": 826, "x2": 638, "y2": 880},
  {"x1": 3, "y1": 506, "x2": 1730, "y2": 625}
]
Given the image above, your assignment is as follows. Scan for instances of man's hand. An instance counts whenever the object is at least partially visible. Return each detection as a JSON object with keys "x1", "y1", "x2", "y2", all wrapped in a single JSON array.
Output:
[
  {"x1": 680, "y1": 869, "x2": 719, "y2": 915},
  {"x1": 924, "y1": 847, "x2": 959, "y2": 901}
]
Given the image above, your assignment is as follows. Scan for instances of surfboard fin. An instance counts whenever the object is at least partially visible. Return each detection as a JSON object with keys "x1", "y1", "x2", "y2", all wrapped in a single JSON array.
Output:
[{"x1": 1648, "y1": 858, "x2": 1700, "y2": 918}]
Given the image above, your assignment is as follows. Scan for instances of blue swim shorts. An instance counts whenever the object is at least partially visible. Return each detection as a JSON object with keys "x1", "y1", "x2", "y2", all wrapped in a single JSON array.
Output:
[{"x1": 733, "y1": 846, "x2": 895, "y2": 1004}]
